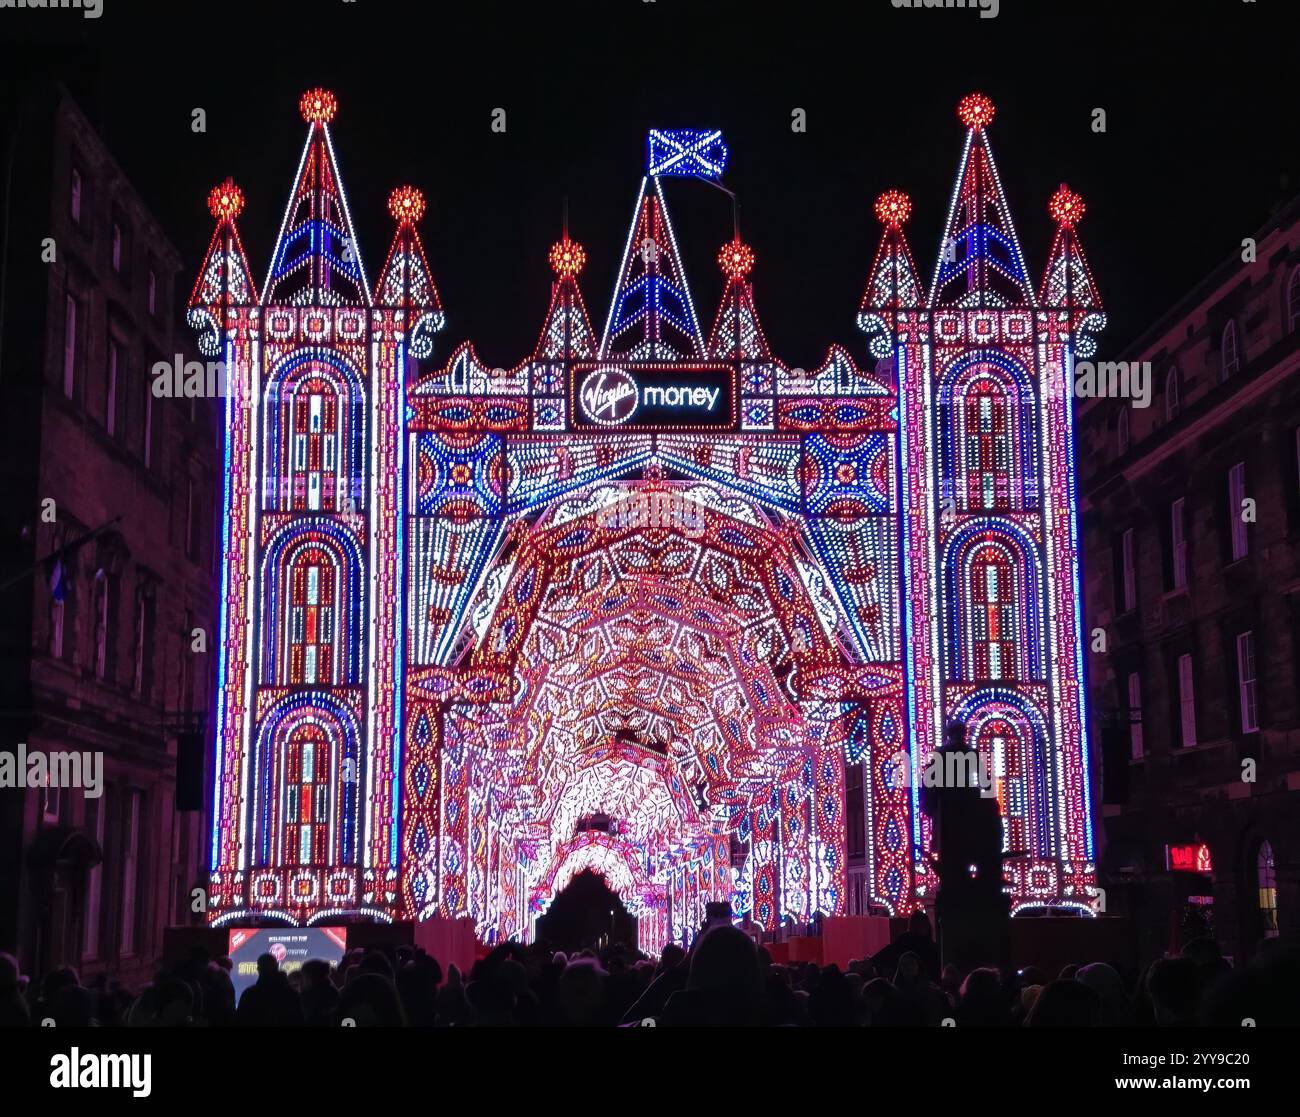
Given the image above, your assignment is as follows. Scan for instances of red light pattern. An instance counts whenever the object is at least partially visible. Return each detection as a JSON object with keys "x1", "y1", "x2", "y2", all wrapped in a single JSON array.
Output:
[{"x1": 191, "y1": 89, "x2": 1102, "y2": 940}]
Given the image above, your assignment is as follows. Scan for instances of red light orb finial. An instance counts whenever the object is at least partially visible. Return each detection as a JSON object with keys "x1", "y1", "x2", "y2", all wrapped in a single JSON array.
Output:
[
  {"x1": 1048, "y1": 183, "x2": 1086, "y2": 227},
  {"x1": 957, "y1": 92, "x2": 996, "y2": 130},
  {"x1": 207, "y1": 177, "x2": 244, "y2": 221},
  {"x1": 718, "y1": 235, "x2": 754, "y2": 279},
  {"x1": 389, "y1": 186, "x2": 426, "y2": 227},
  {"x1": 874, "y1": 189, "x2": 912, "y2": 229},
  {"x1": 300, "y1": 88, "x2": 338, "y2": 124},
  {"x1": 549, "y1": 235, "x2": 587, "y2": 277}
]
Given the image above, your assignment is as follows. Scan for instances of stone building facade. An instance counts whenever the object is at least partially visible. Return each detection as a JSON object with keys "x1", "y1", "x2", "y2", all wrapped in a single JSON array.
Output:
[
  {"x1": 1079, "y1": 194, "x2": 1300, "y2": 963},
  {"x1": 0, "y1": 82, "x2": 219, "y2": 989}
]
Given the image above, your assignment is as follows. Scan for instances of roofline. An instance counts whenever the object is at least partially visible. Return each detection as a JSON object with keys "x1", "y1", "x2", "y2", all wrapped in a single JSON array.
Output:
[
  {"x1": 1117, "y1": 191, "x2": 1300, "y2": 358},
  {"x1": 54, "y1": 83, "x2": 185, "y2": 271}
]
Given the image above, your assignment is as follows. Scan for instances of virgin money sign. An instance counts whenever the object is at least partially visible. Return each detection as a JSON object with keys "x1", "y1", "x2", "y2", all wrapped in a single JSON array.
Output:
[{"x1": 572, "y1": 363, "x2": 735, "y2": 429}]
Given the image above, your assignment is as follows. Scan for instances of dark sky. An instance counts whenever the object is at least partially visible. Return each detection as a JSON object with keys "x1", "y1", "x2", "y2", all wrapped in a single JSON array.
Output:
[{"x1": 5, "y1": 0, "x2": 1297, "y2": 365}]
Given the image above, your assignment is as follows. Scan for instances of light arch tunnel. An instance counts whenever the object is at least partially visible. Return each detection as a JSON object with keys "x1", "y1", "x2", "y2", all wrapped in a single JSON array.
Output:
[
  {"x1": 398, "y1": 479, "x2": 918, "y2": 946},
  {"x1": 193, "y1": 92, "x2": 1103, "y2": 935}
]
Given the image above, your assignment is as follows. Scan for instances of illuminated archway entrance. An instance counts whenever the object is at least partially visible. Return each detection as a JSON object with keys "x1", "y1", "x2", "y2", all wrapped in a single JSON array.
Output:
[
  {"x1": 402, "y1": 478, "x2": 913, "y2": 950},
  {"x1": 535, "y1": 864, "x2": 637, "y2": 953},
  {"x1": 193, "y1": 91, "x2": 1100, "y2": 933}
]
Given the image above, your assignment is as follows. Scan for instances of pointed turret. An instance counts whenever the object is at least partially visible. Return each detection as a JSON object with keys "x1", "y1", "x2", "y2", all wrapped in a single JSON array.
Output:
[
  {"x1": 708, "y1": 235, "x2": 772, "y2": 361},
  {"x1": 187, "y1": 178, "x2": 258, "y2": 356},
  {"x1": 262, "y1": 89, "x2": 370, "y2": 307},
  {"x1": 1039, "y1": 184, "x2": 1106, "y2": 357},
  {"x1": 375, "y1": 185, "x2": 446, "y2": 359},
  {"x1": 857, "y1": 189, "x2": 923, "y2": 360},
  {"x1": 600, "y1": 175, "x2": 706, "y2": 360},
  {"x1": 533, "y1": 233, "x2": 597, "y2": 361},
  {"x1": 929, "y1": 93, "x2": 1036, "y2": 309}
]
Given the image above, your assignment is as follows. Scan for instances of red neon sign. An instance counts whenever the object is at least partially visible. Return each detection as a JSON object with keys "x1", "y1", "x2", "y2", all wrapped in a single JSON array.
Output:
[{"x1": 1166, "y1": 843, "x2": 1212, "y2": 873}]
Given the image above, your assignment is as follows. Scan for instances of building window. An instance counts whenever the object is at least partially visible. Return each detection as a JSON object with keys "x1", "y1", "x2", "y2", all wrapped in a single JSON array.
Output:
[
  {"x1": 70, "y1": 167, "x2": 82, "y2": 224},
  {"x1": 181, "y1": 609, "x2": 195, "y2": 713},
  {"x1": 112, "y1": 222, "x2": 122, "y2": 272},
  {"x1": 1121, "y1": 528, "x2": 1136, "y2": 613},
  {"x1": 1296, "y1": 428, "x2": 1300, "y2": 509},
  {"x1": 120, "y1": 789, "x2": 142, "y2": 955},
  {"x1": 147, "y1": 268, "x2": 157, "y2": 316},
  {"x1": 48, "y1": 543, "x2": 75, "y2": 664},
  {"x1": 106, "y1": 341, "x2": 120, "y2": 438},
  {"x1": 42, "y1": 776, "x2": 60, "y2": 823},
  {"x1": 1287, "y1": 267, "x2": 1300, "y2": 335},
  {"x1": 845, "y1": 761, "x2": 865, "y2": 859},
  {"x1": 93, "y1": 568, "x2": 109, "y2": 681},
  {"x1": 49, "y1": 596, "x2": 65, "y2": 659},
  {"x1": 1221, "y1": 320, "x2": 1240, "y2": 380},
  {"x1": 847, "y1": 871, "x2": 866, "y2": 916},
  {"x1": 1171, "y1": 498, "x2": 1187, "y2": 590},
  {"x1": 1127, "y1": 672, "x2": 1144, "y2": 760},
  {"x1": 1177, "y1": 652, "x2": 1197, "y2": 748},
  {"x1": 82, "y1": 794, "x2": 105, "y2": 960},
  {"x1": 185, "y1": 477, "x2": 194, "y2": 557},
  {"x1": 1229, "y1": 461, "x2": 1248, "y2": 561},
  {"x1": 145, "y1": 381, "x2": 159, "y2": 470},
  {"x1": 1237, "y1": 630, "x2": 1259, "y2": 734},
  {"x1": 1165, "y1": 367, "x2": 1180, "y2": 422},
  {"x1": 1117, "y1": 406, "x2": 1130, "y2": 455},
  {"x1": 63, "y1": 295, "x2": 77, "y2": 399},
  {"x1": 132, "y1": 586, "x2": 152, "y2": 698},
  {"x1": 1258, "y1": 841, "x2": 1279, "y2": 939},
  {"x1": 185, "y1": 477, "x2": 201, "y2": 561}
]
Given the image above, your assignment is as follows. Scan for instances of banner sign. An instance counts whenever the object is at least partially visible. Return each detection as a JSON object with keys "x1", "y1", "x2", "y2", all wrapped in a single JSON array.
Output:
[
  {"x1": 572, "y1": 363, "x2": 735, "y2": 430},
  {"x1": 227, "y1": 926, "x2": 348, "y2": 1002}
]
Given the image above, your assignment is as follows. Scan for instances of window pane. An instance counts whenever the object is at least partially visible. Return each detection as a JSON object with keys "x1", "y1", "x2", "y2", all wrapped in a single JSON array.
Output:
[
  {"x1": 1178, "y1": 653, "x2": 1196, "y2": 748},
  {"x1": 1128, "y1": 673, "x2": 1144, "y2": 760},
  {"x1": 63, "y1": 296, "x2": 76, "y2": 398},
  {"x1": 1238, "y1": 631, "x2": 1259, "y2": 733},
  {"x1": 1229, "y1": 463, "x2": 1248, "y2": 560}
]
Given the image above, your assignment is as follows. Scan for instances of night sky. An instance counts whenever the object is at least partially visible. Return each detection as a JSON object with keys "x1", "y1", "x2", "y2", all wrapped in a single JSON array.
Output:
[{"x1": 4, "y1": 0, "x2": 1297, "y2": 363}]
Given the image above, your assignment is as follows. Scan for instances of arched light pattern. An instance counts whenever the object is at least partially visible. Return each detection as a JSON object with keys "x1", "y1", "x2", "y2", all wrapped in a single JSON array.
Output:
[{"x1": 192, "y1": 91, "x2": 1102, "y2": 936}]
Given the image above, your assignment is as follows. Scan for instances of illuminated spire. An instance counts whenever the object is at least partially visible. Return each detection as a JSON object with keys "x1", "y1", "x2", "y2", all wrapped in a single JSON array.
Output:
[
  {"x1": 857, "y1": 190, "x2": 922, "y2": 359},
  {"x1": 956, "y1": 92, "x2": 996, "y2": 131},
  {"x1": 1040, "y1": 184, "x2": 1105, "y2": 357},
  {"x1": 187, "y1": 177, "x2": 258, "y2": 356},
  {"x1": 263, "y1": 88, "x2": 370, "y2": 307},
  {"x1": 600, "y1": 174, "x2": 706, "y2": 360},
  {"x1": 708, "y1": 236, "x2": 771, "y2": 361},
  {"x1": 376, "y1": 186, "x2": 446, "y2": 359},
  {"x1": 930, "y1": 92, "x2": 1035, "y2": 309},
  {"x1": 533, "y1": 233, "x2": 597, "y2": 361}
]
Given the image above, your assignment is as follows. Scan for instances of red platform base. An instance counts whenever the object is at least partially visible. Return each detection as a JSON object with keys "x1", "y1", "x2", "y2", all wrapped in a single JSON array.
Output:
[
  {"x1": 412, "y1": 915, "x2": 478, "y2": 975},
  {"x1": 821, "y1": 916, "x2": 892, "y2": 968}
]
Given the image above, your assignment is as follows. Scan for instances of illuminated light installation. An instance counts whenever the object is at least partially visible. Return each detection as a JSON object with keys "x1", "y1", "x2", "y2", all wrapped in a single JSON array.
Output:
[
  {"x1": 866, "y1": 92, "x2": 1103, "y2": 912},
  {"x1": 192, "y1": 90, "x2": 1101, "y2": 940},
  {"x1": 208, "y1": 177, "x2": 245, "y2": 222},
  {"x1": 873, "y1": 189, "x2": 912, "y2": 230},
  {"x1": 647, "y1": 128, "x2": 729, "y2": 179}
]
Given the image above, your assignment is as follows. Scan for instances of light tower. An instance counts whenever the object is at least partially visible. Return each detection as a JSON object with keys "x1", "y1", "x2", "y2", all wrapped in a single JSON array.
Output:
[{"x1": 862, "y1": 93, "x2": 1101, "y2": 910}]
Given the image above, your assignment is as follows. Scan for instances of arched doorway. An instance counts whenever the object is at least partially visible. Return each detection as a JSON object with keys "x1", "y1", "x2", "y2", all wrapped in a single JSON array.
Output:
[
  {"x1": 406, "y1": 480, "x2": 907, "y2": 947},
  {"x1": 535, "y1": 870, "x2": 636, "y2": 952}
]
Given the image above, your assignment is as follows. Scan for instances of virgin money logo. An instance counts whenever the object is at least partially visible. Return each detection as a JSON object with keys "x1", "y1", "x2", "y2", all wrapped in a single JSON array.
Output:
[{"x1": 579, "y1": 367, "x2": 638, "y2": 426}]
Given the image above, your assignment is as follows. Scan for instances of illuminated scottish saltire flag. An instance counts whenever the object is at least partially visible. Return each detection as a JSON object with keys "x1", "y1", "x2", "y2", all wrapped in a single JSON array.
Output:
[{"x1": 647, "y1": 129, "x2": 728, "y2": 179}]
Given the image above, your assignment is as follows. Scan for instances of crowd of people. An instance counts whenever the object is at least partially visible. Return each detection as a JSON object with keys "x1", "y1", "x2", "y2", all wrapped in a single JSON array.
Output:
[{"x1": 1, "y1": 913, "x2": 1296, "y2": 1027}]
